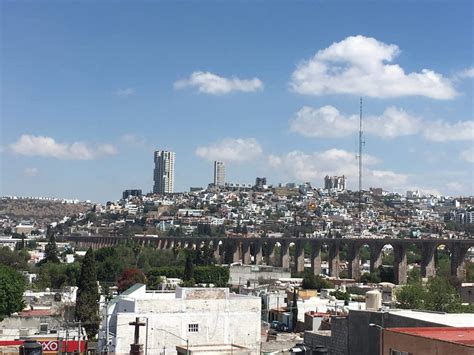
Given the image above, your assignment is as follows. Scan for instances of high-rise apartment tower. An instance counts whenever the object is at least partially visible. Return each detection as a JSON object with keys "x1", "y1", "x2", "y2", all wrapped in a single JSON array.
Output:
[
  {"x1": 213, "y1": 161, "x2": 225, "y2": 187},
  {"x1": 153, "y1": 150, "x2": 175, "y2": 194}
]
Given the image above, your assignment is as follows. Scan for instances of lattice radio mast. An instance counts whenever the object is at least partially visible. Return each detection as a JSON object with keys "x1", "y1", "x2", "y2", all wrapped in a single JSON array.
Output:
[{"x1": 358, "y1": 97, "x2": 364, "y2": 236}]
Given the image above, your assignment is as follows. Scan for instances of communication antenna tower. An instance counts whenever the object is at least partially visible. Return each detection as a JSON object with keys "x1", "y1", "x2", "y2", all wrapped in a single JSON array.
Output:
[{"x1": 358, "y1": 97, "x2": 364, "y2": 236}]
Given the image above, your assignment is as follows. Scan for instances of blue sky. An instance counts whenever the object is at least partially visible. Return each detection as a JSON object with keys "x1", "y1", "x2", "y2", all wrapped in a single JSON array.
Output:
[{"x1": 1, "y1": 1, "x2": 473, "y2": 202}]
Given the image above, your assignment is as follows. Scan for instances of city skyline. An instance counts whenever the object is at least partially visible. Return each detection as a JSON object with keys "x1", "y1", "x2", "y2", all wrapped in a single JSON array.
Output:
[{"x1": 1, "y1": 1, "x2": 473, "y2": 202}]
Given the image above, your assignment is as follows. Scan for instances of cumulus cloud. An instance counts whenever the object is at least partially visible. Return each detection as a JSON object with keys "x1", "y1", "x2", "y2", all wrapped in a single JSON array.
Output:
[
  {"x1": 196, "y1": 138, "x2": 263, "y2": 162},
  {"x1": 290, "y1": 35, "x2": 457, "y2": 99},
  {"x1": 290, "y1": 105, "x2": 473, "y2": 142},
  {"x1": 113, "y1": 88, "x2": 135, "y2": 97},
  {"x1": 24, "y1": 167, "x2": 39, "y2": 177},
  {"x1": 268, "y1": 149, "x2": 408, "y2": 191},
  {"x1": 460, "y1": 147, "x2": 474, "y2": 163},
  {"x1": 9, "y1": 135, "x2": 118, "y2": 160},
  {"x1": 423, "y1": 121, "x2": 474, "y2": 142},
  {"x1": 456, "y1": 67, "x2": 474, "y2": 79},
  {"x1": 174, "y1": 71, "x2": 263, "y2": 95},
  {"x1": 290, "y1": 105, "x2": 421, "y2": 138}
]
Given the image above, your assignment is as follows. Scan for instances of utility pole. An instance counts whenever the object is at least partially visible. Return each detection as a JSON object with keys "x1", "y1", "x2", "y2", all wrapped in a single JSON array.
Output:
[
  {"x1": 65, "y1": 323, "x2": 69, "y2": 355},
  {"x1": 105, "y1": 300, "x2": 109, "y2": 355},
  {"x1": 78, "y1": 320, "x2": 81, "y2": 355}
]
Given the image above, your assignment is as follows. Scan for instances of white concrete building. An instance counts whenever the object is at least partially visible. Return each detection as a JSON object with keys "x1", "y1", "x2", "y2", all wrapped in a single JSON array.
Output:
[
  {"x1": 100, "y1": 285, "x2": 261, "y2": 355},
  {"x1": 153, "y1": 150, "x2": 175, "y2": 194}
]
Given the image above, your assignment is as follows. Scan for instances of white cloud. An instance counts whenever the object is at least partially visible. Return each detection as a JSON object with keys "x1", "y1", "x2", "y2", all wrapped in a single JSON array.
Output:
[
  {"x1": 456, "y1": 67, "x2": 474, "y2": 79},
  {"x1": 290, "y1": 104, "x2": 473, "y2": 142},
  {"x1": 290, "y1": 105, "x2": 421, "y2": 138},
  {"x1": 9, "y1": 135, "x2": 118, "y2": 160},
  {"x1": 174, "y1": 71, "x2": 263, "y2": 95},
  {"x1": 113, "y1": 88, "x2": 135, "y2": 97},
  {"x1": 121, "y1": 134, "x2": 147, "y2": 146},
  {"x1": 423, "y1": 121, "x2": 474, "y2": 142},
  {"x1": 24, "y1": 167, "x2": 39, "y2": 177},
  {"x1": 196, "y1": 138, "x2": 263, "y2": 162},
  {"x1": 460, "y1": 146, "x2": 474, "y2": 163},
  {"x1": 447, "y1": 182, "x2": 464, "y2": 191},
  {"x1": 268, "y1": 149, "x2": 408, "y2": 191},
  {"x1": 290, "y1": 35, "x2": 457, "y2": 99}
]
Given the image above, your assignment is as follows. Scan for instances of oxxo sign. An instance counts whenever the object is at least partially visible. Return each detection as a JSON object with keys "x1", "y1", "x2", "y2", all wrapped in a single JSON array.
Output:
[
  {"x1": 37, "y1": 340, "x2": 60, "y2": 353},
  {"x1": 40, "y1": 340, "x2": 59, "y2": 351}
]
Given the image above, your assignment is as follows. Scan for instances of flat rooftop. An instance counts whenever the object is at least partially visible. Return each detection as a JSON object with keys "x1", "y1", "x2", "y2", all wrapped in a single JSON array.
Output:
[
  {"x1": 387, "y1": 327, "x2": 474, "y2": 347},
  {"x1": 387, "y1": 310, "x2": 474, "y2": 327}
]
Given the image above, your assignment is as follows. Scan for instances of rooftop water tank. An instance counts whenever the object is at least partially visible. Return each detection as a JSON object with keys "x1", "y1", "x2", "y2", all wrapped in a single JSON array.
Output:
[{"x1": 366, "y1": 289, "x2": 382, "y2": 310}]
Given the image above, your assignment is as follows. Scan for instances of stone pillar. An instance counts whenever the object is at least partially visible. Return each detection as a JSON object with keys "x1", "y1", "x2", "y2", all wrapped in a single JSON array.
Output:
[
  {"x1": 347, "y1": 242, "x2": 361, "y2": 280},
  {"x1": 232, "y1": 240, "x2": 241, "y2": 263},
  {"x1": 370, "y1": 244, "x2": 383, "y2": 273},
  {"x1": 242, "y1": 241, "x2": 251, "y2": 265},
  {"x1": 421, "y1": 243, "x2": 436, "y2": 279},
  {"x1": 223, "y1": 240, "x2": 233, "y2": 264},
  {"x1": 451, "y1": 243, "x2": 468, "y2": 281},
  {"x1": 310, "y1": 241, "x2": 322, "y2": 276},
  {"x1": 268, "y1": 243, "x2": 277, "y2": 266},
  {"x1": 254, "y1": 240, "x2": 263, "y2": 265},
  {"x1": 294, "y1": 240, "x2": 305, "y2": 274},
  {"x1": 213, "y1": 242, "x2": 221, "y2": 263},
  {"x1": 280, "y1": 241, "x2": 290, "y2": 269},
  {"x1": 328, "y1": 241, "x2": 340, "y2": 278},
  {"x1": 394, "y1": 244, "x2": 407, "y2": 284}
]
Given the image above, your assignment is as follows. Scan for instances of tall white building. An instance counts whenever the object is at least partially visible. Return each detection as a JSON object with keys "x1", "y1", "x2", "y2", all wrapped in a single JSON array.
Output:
[
  {"x1": 100, "y1": 285, "x2": 261, "y2": 355},
  {"x1": 153, "y1": 150, "x2": 175, "y2": 194},
  {"x1": 213, "y1": 161, "x2": 225, "y2": 186}
]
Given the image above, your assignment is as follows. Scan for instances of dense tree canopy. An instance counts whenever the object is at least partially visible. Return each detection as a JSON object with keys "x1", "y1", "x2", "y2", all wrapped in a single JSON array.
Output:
[
  {"x1": 395, "y1": 275, "x2": 473, "y2": 313},
  {"x1": 0, "y1": 265, "x2": 25, "y2": 320},
  {"x1": 301, "y1": 272, "x2": 332, "y2": 290}
]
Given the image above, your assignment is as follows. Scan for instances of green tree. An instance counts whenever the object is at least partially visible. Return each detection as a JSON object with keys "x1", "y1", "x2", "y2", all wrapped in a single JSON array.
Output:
[
  {"x1": 0, "y1": 265, "x2": 25, "y2": 320},
  {"x1": 75, "y1": 248, "x2": 99, "y2": 338},
  {"x1": 395, "y1": 282, "x2": 426, "y2": 309},
  {"x1": 330, "y1": 290, "x2": 351, "y2": 301},
  {"x1": 184, "y1": 254, "x2": 195, "y2": 283},
  {"x1": 301, "y1": 273, "x2": 332, "y2": 290},
  {"x1": 424, "y1": 276, "x2": 462, "y2": 312},
  {"x1": 292, "y1": 288, "x2": 298, "y2": 331},
  {"x1": 42, "y1": 234, "x2": 60, "y2": 264},
  {"x1": 34, "y1": 263, "x2": 80, "y2": 289},
  {"x1": 360, "y1": 271, "x2": 381, "y2": 284},
  {"x1": 0, "y1": 247, "x2": 30, "y2": 270},
  {"x1": 395, "y1": 276, "x2": 466, "y2": 313}
]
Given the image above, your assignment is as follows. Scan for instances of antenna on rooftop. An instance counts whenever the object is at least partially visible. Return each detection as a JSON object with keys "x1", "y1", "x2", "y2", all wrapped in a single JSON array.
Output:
[{"x1": 358, "y1": 97, "x2": 364, "y2": 236}]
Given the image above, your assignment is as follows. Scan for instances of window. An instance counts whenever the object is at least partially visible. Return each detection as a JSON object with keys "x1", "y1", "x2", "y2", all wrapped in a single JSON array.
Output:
[
  {"x1": 390, "y1": 350, "x2": 412, "y2": 355},
  {"x1": 39, "y1": 323, "x2": 48, "y2": 334},
  {"x1": 188, "y1": 323, "x2": 199, "y2": 333}
]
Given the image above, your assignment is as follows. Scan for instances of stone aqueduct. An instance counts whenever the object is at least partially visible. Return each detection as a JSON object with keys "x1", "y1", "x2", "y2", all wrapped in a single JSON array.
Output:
[{"x1": 67, "y1": 235, "x2": 474, "y2": 284}]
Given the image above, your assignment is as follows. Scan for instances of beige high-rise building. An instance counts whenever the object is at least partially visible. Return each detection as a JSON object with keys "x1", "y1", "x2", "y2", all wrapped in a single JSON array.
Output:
[
  {"x1": 213, "y1": 161, "x2": 225, "y2": 186},
  {"x1": 153, "y1": 150, "x2": 175, "y2": 194}
]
